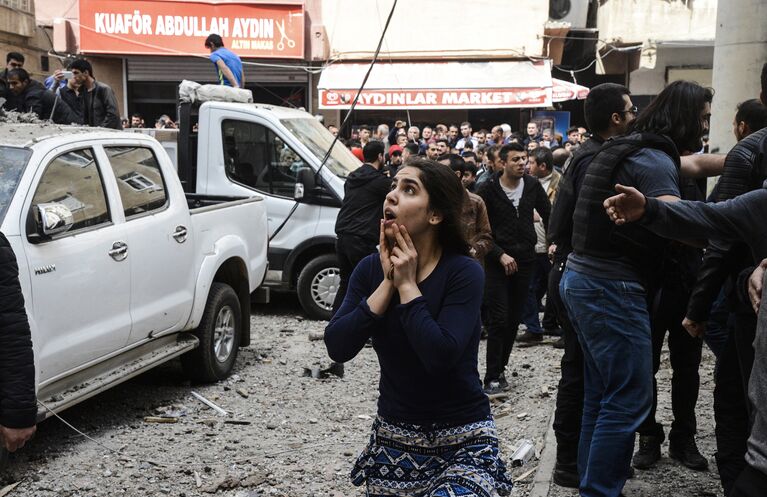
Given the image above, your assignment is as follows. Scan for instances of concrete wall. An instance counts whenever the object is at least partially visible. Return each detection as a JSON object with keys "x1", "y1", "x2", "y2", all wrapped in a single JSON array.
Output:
[
  {"x1": 709, "y1": 0, "x2": 767, "y2": 155},
  {"x1": 319, "y1": 0, "x2": 547, "y2": 60},
  {"x1": 629, "y1": 45, "x2": 713, "y2": 96},
  {"x1": 0, "y1": 3, "x2": 51, "y2": 81},
  {"x1": 597, "y1": 0, "x2": 717, "y2": 44},
  {"x1": 91, "y1": 57, "x2": 126, "y2": 118}
]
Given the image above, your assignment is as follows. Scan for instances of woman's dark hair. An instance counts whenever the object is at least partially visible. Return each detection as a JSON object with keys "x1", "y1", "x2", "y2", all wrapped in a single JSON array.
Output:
[
  {"x1": 735, "y1": 99, "x2": 767, "y2": 133},
  {"x1": 630, "y1": 80, "x2": 714, "y2": 153},
  {"x1": 404, "y1": 157, "x2": 470, "y2": 256},
  {"x1": 583, "y1": 83, "x2": 630, "y2": 134}
]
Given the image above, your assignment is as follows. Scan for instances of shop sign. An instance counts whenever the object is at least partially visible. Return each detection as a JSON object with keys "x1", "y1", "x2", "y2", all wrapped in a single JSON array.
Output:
[
  {"x1": 79, "y1": 0, "x2": 304, "y2": 59},
  {"x1": 319, "y1": 88, "x2": 551, "y2": 110}
]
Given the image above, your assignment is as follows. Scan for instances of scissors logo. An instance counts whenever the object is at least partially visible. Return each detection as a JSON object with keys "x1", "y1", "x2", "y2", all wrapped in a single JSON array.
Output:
[{"x1": 275, "y1": 20, "x2": 296, "y2": 51}]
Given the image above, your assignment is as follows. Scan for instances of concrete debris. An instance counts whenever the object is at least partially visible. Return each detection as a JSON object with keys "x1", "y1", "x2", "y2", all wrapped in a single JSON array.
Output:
[
  {"x1": 302, "y1": 362, "x2": 344, "y2": 379},
  {"x1": 143, "y1": 416, "x2": 178, "y2": 424},
  {"x1": 191, "y1": 391, "x2": 229, "y2": 416},
  {"x1": 202, "y1": 475, "x2": 240, "y2": 493},
  {"x1": 0, "y1": 482, "x2": 21, "y2": 497}
]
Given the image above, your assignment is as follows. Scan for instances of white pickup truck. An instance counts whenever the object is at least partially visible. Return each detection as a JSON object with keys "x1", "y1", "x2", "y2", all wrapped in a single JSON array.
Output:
[
  {"x1": 0, "y1": 124, "x2": 268, "y2": 426},
  {"x1": 140, "y1": 101, "x2": 360, "y2": 320}
]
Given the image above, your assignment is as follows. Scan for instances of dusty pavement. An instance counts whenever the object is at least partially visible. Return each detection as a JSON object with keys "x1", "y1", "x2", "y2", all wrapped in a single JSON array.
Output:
[{"x1": 2, "y1": 294, "x2": 722, "y2": 497}]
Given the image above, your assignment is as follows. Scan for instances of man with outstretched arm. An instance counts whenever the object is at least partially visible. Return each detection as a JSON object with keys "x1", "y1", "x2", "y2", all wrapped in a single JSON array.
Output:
[{"x1": 604, "y1": 181, "x2": 767, "y2": 497}]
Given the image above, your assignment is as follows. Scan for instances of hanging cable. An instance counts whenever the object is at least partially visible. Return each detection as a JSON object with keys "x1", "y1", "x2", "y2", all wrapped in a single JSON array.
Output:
[
  {"x1": 269, "y1": 0, "x2": 398, "y2": 243},
  {"x1": 314, "y1": 0, "x2": 398, "y2": 178}
]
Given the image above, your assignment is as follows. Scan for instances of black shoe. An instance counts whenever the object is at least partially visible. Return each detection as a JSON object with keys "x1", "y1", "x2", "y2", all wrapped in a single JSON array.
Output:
[
  {"x1": 552, "y1": 463, "x2": 579, "y2": 488},
  {"x1": 632, "y1": 435, "x2": 662, "y2": 469},
  {"x1": 669, "y1": 437, "x2": 709, "y2": 471},
  {"x1": 483, "y1": 380, "x2": 502, "y2": 395},
  {"x1": 544, "y1": 327, "x2": 563, "y2": 337},
  {"x1": 498, "y1": 374, "x2": 510, "y2": 391},
  {"x1": 553, "y1": 336, "x2": 565, "y2": 349},
  {"x1": 516, "y1": 331, "x2": 544, "y2": 347}
]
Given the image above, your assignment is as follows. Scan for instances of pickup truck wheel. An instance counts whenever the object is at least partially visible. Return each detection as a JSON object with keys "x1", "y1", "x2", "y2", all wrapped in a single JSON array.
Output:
[
  {"x1": 181, "y1": 283, "x2": 241, "y2": 382},
  {"x1": 297, "y1": 254, "x2": 340, "y2": 321}
]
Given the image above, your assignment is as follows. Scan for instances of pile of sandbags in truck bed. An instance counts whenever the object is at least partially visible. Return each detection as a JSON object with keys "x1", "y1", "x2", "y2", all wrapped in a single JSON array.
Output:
[{"x1": 179, "y1": 80, "x2": 253, "y2": 104}]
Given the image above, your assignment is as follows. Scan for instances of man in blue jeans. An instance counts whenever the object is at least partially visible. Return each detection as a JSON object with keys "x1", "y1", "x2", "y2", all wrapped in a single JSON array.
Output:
[{"x1": 560, "y1": 80, "x2": 713, "y2": 497}]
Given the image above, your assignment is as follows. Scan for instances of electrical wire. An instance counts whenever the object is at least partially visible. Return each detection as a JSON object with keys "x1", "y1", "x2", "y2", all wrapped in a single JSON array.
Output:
[
  {"x1": 269, "y1": 0, "x2": 398, "y2": 243},
  {"x1": 37, "y1": 400, "x2": 123, "y2": 455},
  {"x1": 374, "y1": 0, "x2": 410, "y2": 128},
  {"x1": 314, "y1": 0, "x2": 398, "y2": 178}
]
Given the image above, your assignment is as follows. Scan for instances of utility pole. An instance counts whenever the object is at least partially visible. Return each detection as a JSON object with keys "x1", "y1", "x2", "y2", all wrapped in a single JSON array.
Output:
[{"x1": 709, "y1": 0, "x2": 767, "y2": 155}]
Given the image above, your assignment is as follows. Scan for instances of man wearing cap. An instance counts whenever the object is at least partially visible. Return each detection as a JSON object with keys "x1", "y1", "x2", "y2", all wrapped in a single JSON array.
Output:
[{"x1": 386, "y1": 145, "x2": 403, "y2": 177}]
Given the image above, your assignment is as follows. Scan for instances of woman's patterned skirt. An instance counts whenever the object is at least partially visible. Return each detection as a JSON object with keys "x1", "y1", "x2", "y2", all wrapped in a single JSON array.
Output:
[{"x1": 350, "y1": 416, "x2": 513, "y2": 497}]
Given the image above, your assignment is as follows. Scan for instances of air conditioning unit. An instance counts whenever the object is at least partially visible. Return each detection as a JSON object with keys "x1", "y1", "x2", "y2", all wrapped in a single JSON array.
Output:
[{"x1": 549, "y1": 0, "x2": 590, "y2": 29}]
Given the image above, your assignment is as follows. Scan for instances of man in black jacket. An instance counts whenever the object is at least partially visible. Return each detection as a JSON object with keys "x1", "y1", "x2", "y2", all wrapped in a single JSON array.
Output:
[
  {"x1": 0, "y1": 52, "x2": 25, "y2": 111},
  {"x1": 477, "y1": 142, "x2": 550, "y2": 395},
  {"x1": 0, "y1": 232, "x2": 37, "y2": 454},
  {"x1": 546, "y1": 83, "x2": 636, "y2": 488},
  {"x1": 332, "y1": 141, "x2": 391, "y2": 313},
  {"x1": 7, "y1": 68, "x2": 78, "y2": 124},
  {"x1": 62, "y1": 59, "x2": 121, "y2": 130}
]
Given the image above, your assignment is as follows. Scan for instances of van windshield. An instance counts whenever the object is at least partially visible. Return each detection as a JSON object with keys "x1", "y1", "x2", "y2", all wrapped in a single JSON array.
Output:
[
  {"x1": 280, "y1": 118, "x2": 360, "y2": 178},
  {"x1": 0, "y1": 147, "x2": 32, "y2": 224}
]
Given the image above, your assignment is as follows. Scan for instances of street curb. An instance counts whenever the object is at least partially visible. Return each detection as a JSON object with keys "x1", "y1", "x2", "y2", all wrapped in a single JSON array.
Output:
[{"x1": 528, "y1": 407, "x2": 557, "y2": 497}]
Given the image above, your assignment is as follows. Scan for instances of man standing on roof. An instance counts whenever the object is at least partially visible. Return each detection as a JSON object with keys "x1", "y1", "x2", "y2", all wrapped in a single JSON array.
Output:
[{"x1": 205, "y1": 34, "x2": 245, "y2": 88}]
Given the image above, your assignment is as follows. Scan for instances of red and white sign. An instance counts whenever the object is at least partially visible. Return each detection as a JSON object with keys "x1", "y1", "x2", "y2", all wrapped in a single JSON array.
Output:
[
  {"x1": 552, "y1": 78, "x2": 590, "y2": 102},
  {"x1": 79, "y1": 0, "x2": 304, "y2": 59},
  {"x1": 320, "y1": 88, "x2": 550, "y2": 110},
  {"x1": 317, "y1": 61, "x2": 554, "y2": 110}
]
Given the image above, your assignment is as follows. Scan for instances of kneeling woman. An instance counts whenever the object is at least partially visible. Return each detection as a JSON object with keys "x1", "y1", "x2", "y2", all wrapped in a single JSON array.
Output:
[{"x1": 325, "y1": 158, "x2": 512, "y2": 497}]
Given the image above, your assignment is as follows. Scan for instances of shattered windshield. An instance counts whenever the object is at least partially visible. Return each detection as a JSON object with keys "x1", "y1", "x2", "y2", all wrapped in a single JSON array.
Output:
[
  {"x1": 0, "y1": 147, "x2": 32, "y2": 225},
  {"x1": 280, "y1": 118, "x2": 360, "y2": 178}
]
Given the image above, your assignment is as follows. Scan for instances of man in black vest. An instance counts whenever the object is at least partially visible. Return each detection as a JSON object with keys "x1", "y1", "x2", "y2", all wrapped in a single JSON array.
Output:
[
  {"x1": 559, "y1": 81, "x2": 713, "y2": 497},
  {"x1": 546, "y1": 83, "x2": 637, "y2": 488}
]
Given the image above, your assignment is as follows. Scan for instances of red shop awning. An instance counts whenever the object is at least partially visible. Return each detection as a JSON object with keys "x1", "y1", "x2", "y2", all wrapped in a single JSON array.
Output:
[
  {"x1": 552, "y1": 78, "x2": 590, "y2": 102},
  {"x1": 317, "y1": 60, "x2": 553, "y2": 110}
]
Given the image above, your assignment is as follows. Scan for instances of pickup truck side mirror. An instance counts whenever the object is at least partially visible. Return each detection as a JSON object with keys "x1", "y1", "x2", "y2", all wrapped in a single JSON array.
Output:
[
  {"x1": 36, "y1": 202, "x2": 74, "y2": 237},
  {"x1": 294, "y1": 167, "x2": 316, "y2": 201}
]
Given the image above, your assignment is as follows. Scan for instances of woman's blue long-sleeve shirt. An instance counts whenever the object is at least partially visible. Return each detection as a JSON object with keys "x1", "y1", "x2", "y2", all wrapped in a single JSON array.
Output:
[{"x1": 324, "y1": 252, "x2": 490, "y2": 425}]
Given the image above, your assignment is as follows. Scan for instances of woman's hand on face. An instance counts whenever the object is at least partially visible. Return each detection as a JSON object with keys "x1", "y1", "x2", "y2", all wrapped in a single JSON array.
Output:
[
  {"x1": 389, "y1": 224, "x2": 418, "y2": 289},
  {"x1": 379, "y1": 220, "x2": 393, "y2": 276}
]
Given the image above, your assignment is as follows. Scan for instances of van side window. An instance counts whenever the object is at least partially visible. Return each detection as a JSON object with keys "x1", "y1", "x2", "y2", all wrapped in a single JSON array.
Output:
[
  {"x1": 106, "y1": 146, "x2": 168, "y2": 219},
  {"x1": 31, "y1": 148, "x2": 110, "y2": 232},
  {"x1": 221, "y1": 119, "x2": 306, "y2": 197}
]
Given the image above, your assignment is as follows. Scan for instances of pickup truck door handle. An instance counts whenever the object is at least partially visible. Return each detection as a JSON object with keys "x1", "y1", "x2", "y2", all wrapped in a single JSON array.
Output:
[
  {"x1": 172, "y1": 226, "x2": 188, "y2": 243},
  {"x1": 108, "y1": 241, "x2": 128, "y2": 261}
]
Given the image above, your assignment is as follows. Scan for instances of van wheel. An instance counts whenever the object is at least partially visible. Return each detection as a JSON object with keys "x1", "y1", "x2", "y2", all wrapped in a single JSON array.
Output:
[
  {"x1": 182, "y1": 283, "x2": 241, "y2": 382},
  {"x1": 297, "y1": 254, "x2": 340, "y2": 321}
]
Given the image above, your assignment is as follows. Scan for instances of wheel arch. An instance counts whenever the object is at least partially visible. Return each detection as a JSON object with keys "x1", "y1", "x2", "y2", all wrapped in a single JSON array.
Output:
[
  {"x1": 284, "y1": 236, "x2": 337, "y2": 288},
  {"x1": 212, "y1": 257, "x2": 251, "y2": 347}
]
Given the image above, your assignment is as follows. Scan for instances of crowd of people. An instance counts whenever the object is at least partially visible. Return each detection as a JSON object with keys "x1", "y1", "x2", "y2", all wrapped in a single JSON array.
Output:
[
  {"x1": 0, "y1": 52, "x2": 121, "y2": 129},
  {"x1": 0, "y1": 34, "x2": 243, "y2": 131},
  {"x1": 325, "y1": 64, "x2": 767, "y2": 497}
]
